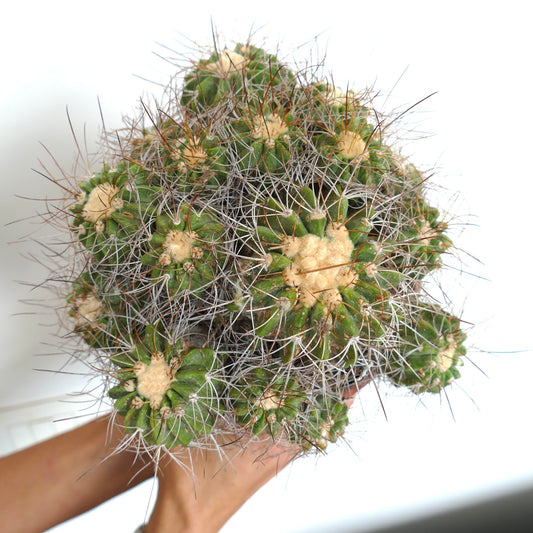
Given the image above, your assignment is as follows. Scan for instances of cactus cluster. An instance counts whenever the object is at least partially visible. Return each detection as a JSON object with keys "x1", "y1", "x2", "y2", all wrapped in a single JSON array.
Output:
[{"x1": 62, "y1": 43, "x2": 467, "y2": 453}]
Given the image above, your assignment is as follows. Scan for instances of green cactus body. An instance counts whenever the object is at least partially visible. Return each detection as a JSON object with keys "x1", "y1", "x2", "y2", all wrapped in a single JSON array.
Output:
[
  {"x1": 303, "y1": 84, "x2": 393, "y2": 187},
  {"x1": 70, "y1": 162, "x2": 159, "y2": 260},
  {"x1": 109, "y1": 325, "x2": 221, "y2": 447},
  {"x1": 231, "y1": 366, "x2": 305, "y2": 438},
  {"x1": 140, "y1": 204, "x2": 224, "y2": 297},
  {"x1": 392, "y1": 197, "x2": 452, "y2": 276},
  {"x1": 173, "y1": 133, "x2": 227, "y2": 188},
  {"x1": 233, "y1": 109, "x2": 301, "y2": 173},
  {"x1": 66, "y1": 272, "x2": 128, "y2": 348},
  {"x1": 181, "y1": 44, "x2": 295, "y2": 112},
  {"x1": 159, "y1": 132, "x2": 228, "y2": 191},
  {"x1": 389, "y1": 304, "x2": 467, "y2": 393},
  {"x1": 246, "y1": 186, "x2": 393, "y2": 365},
  {"x1": 128, "y1": 118, "x2": 229, "y2": 192}
]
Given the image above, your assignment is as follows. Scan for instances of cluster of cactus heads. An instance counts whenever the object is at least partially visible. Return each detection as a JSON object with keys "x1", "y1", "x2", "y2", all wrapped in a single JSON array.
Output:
[{"x1": 61, "y1": 42, "x2": 467, "y2": 453}]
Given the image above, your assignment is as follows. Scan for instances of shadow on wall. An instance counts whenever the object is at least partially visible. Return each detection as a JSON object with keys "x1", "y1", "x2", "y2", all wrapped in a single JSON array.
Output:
[{"x1": 338, "y1": 483, "x2": 533, "y2": 533}]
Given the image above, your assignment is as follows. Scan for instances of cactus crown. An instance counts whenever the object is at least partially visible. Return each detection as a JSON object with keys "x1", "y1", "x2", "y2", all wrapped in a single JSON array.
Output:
[{"x1": 57, "y1": 40, "x2": 467, "y2": 453}]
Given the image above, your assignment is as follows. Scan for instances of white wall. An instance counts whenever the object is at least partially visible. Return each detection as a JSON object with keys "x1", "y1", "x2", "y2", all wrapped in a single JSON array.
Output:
[{"x1": 2, "y1": 1, "x2": 532, "y2": 532}]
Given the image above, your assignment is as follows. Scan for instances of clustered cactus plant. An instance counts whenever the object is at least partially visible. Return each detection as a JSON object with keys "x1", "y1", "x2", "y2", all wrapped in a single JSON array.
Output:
[{"x1": 61, "y1": 42, "x2": 467, "y2": 453}]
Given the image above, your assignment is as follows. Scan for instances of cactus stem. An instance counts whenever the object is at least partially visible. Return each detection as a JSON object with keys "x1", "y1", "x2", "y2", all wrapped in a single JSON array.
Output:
[{"x1": 50, "y1": 40, "x2": 468, "y2": 454}]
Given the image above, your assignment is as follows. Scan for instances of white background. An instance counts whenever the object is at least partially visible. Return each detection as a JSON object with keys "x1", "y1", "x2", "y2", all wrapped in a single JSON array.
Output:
[{"x1": 1, "y1": 1, "x2": 532, "y2": 532}]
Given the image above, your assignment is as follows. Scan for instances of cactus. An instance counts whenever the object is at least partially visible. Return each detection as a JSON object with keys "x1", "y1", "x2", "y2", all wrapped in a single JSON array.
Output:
[
  {"x1": 230, "y1": 365, "x2": 305, "y2": 438},
  {"x1": 387, "y1": 303, "x2": 467, "y2": 394},
  {"x1": 245, "y1": 185, "x2": 392, "y2": 365},
  {"x1": 299, "y1": 394, "x2": 350, "y2": 452},
  {"x1": 66, "y1": 271, "x2": 126, "y2": 349},
  {"x1": 109, "y1": 324, "x2": 221, "y2": 447},
  {"x1": 140, "y1": 204, "x2": 225, "y2": 297},
  {"x1": 49, "y1": 40, "x2": 468, "y2": 455}
]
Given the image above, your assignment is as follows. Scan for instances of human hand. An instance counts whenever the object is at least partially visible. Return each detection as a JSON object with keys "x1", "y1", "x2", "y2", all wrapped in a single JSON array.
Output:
[
  {"x1": 145, "y1": 378, "x2": 371, "y2": 533},
  {"x1": 145, "y1": 429, "x2": 299, "y2": 533}
]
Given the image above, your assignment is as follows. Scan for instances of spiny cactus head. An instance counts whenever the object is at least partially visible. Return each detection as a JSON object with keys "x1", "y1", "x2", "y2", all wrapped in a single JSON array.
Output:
[
  {"x1": 181, "y1": 43, "x2": 296, "y2": 113},
  {"x1": 126, "y1": 114, "x2": 231, "y2": 192},
  {"x1": 140, "y1": 204, "x2": 225, "y2": 298},
  {"x1": 298, "y1": 394, "x2": 349, "y2": 452},
  {"x1": 388, "y1": 304, "x2": 467, "y2": 394},
  {"x1": 109, "y1": 324, "x2": 221, "y2": 447},
  {"x1": 231, "y1": 366, "x2": 306, "y2": 438},
  {"x1": 232, "y1": 108, "x2": 302, "y2": 173},
  {"x1": 239, "y1": 184, "x2": 396, "y2": 366},
  {"x1": 66, "y1": 272, "x2": 127, "y2": 349},
  {"x1": 70, "y1": 162, "x2": 160, "y2": 260}
]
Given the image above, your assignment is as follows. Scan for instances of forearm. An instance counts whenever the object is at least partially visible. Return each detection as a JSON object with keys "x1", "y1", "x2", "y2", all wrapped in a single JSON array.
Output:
[
  {"x1": 145, "y1": 440, "x2": 299, "y2": 533},
  {"x1": 0, "y1": 415, "x2": 155, "y2": 533}
]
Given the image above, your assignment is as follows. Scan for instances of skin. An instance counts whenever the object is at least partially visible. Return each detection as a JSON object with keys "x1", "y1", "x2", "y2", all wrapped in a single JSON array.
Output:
[
  {"x1": 0, "y1": 416, "x2": 155, "y2": 533},
  {"x1": 145, "y1": 380, "x2": 370, "y2": 533},
  {"x1": 146, "y1": 435, "x2": 299, "y2": 533},
  {"x1": 0, "y1": 381, "x2": 369, "y2": 533}
]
